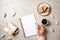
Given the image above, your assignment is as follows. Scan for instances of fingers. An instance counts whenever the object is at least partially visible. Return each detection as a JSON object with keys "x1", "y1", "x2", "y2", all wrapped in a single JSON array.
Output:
[
  {"x1": 36, "y1": 23, "x2": 45, "y2": 31},
  {"x1": 40, "y1": 25, "x2": 45, "y2": 31},
  {"x1": 35, "y1": 23, "x2": 46, "y2": 36},
  {"x1": 35, "y1": 23, "x2": 41, "y2": 32}
]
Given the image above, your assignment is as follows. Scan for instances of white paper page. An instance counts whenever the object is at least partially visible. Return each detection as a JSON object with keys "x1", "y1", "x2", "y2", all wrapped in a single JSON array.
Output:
[{"x1": 20, "y1": 14, "x2": 37, "y2": 37}]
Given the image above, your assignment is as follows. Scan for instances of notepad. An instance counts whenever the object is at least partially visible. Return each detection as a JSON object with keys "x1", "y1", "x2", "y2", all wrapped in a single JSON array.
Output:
[{"x1": 20, "y1": 14, "x2": 37, "y2": 37}]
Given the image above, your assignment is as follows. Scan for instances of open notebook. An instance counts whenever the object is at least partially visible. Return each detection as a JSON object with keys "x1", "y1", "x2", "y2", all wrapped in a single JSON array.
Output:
[{"x1": 20, "y1": 14, "x2": 37, "y2": 37}]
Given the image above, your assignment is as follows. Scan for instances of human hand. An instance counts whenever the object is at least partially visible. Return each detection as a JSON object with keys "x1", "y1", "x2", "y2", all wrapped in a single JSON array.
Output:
[{"x1": 36, "y1": 23, "x2": 46, "y2": 36}]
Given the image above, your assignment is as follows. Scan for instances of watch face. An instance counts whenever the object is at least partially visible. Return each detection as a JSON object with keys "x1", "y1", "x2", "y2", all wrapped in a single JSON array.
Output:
[{"x1": 37, "y1": 2, "x2": 51, "y2": 16}]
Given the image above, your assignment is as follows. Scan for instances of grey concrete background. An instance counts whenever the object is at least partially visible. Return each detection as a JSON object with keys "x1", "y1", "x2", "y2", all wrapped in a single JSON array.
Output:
[{"x1": 0, "y1": 0, "x2": 60, "y2": 40}]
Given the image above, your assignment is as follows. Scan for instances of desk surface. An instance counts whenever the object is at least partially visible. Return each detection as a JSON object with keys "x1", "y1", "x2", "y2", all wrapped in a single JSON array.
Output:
[{"x1": 0, "y1": 0, "x2": 60, "y2": 40}]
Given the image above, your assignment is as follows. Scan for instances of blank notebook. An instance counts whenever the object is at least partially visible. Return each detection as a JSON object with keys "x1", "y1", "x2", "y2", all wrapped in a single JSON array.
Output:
[{"x1": 20, "y1": 14, "x2": 37, "y2": 37}]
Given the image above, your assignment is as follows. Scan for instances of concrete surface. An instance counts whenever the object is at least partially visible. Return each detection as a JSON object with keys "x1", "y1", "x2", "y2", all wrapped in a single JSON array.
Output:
[{"x1": 0, "y1": 0, "x2": 60, "y2": 40}]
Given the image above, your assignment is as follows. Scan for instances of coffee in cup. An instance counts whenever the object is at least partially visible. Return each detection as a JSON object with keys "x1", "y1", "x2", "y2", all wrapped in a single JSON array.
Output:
[{"x1": 41, "y1": 19, "x2": 50, "y2": 26}]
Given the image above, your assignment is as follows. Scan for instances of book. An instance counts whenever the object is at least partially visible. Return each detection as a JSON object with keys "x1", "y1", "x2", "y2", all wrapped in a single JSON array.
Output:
[{"x1": 20, "y1": 14, "x2": 37, "y2": 37}]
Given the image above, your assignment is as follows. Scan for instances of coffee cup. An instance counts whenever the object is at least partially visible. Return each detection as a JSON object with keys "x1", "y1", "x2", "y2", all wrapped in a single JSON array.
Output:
[{"x1": 41, "y1": 19, "x2": 50, "y2": 26}]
